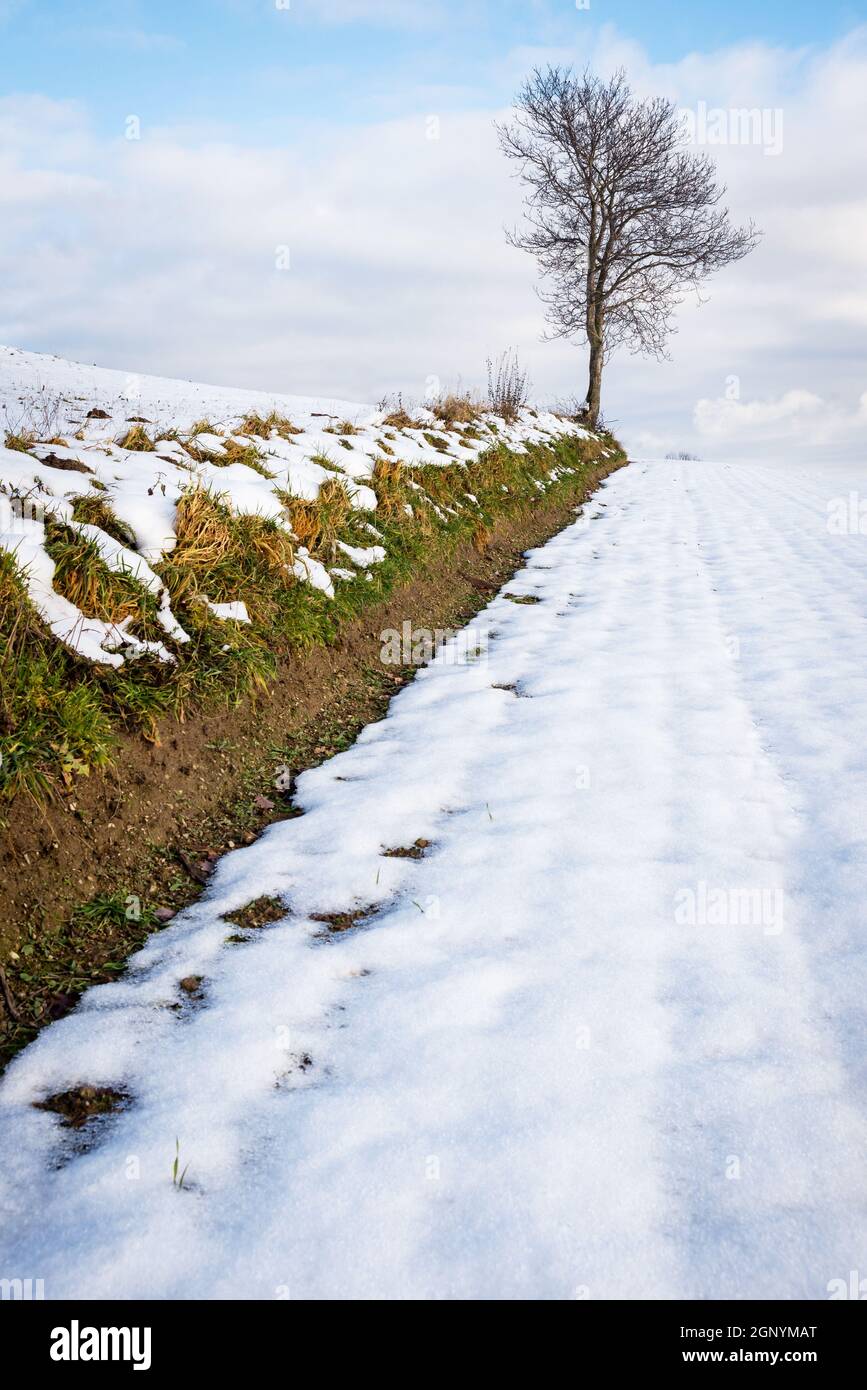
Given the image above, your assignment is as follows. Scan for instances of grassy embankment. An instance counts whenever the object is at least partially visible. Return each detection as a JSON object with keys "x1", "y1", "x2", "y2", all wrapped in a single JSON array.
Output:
[{"x1": 0, "y1": 409, "x2": 626, "y2": 1066}]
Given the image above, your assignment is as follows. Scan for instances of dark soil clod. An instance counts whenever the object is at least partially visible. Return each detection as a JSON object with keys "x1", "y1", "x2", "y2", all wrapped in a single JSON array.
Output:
[
  {"x1": 382, "y1": 839, "x2": 432, "y2": 860},
  {"x1": 34, "y1": 1084, "x2": 131, "y2": 1129},
  {"x1": 222, "y1": 897, "x2": 286, "y2": 931},
  {"x1": 310, "y1": 905, "x2": 379, "y2": 935}
]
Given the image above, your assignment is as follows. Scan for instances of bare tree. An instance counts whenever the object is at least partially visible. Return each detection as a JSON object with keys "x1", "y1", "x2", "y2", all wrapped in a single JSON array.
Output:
[{"x1": 497, "y1": 68, "x2": 760, "y2": 428}]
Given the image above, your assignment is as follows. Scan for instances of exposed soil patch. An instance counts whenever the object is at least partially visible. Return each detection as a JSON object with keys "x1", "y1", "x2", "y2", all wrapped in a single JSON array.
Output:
[
  {"x1": 382, "y1": 839, "x2": 432, "y2": 860},
  {"x1": 0, "y1": 456, "x2": 624, "y2": 1068},
  {"x1": 503, "y1": 593, "x2": 542, "y2": 605},
  {"x1": 34, "y1": 1084, "x2": 131, "y2": 1129},
  {"x1": 222, "y1": 897, "x2": 287, "y2": 931},
  {"x1": 492, "y1": 681, "x2": 532, "y2": 698},
  {"x1": 310, "y1": 905, "x2": 380, "y2": 935},
  {"x1": 37, "y1": 453, "x2": 93, "y2": 474}
]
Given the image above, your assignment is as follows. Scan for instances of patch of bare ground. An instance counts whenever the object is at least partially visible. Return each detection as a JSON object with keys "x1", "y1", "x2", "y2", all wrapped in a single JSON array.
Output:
[
  {"x1": 34, "y1": 1084, "x2": 131, "y2": 1129},
  {"x1": 382, "y1": 839, "x2": 431, "y2": 860},
  {"x1": 309, "y1": 905, "x2": 380, "y2": 936},
  {"x1": 222, "y1": 897, "x2": 287, "y2": 932}
]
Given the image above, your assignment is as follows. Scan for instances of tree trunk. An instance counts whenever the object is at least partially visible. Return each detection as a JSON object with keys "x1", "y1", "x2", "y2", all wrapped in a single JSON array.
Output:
[{"x1": 585, "y1": 336, "x2": 603, "y2": 430}]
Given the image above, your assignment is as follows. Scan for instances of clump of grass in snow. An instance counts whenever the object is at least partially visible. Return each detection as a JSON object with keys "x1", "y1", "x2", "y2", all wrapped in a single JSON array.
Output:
[
  {"x1": 278, "y1": 478, "x2": 353, "y2": 561},
  {"x1": 161, "y1": 486, "x2": 294, "y2": 609},
  {"x1": 70, "y1": 493, "x2": 137, "y2": 546},
  {"x1": 383, "y1": 407, "x2": 423, "y2": 430},
  {"x1": 309, "y1": 452, "x2": 346, "y2": 475},
  {"x1": 45, "y1": 520, "x2": 160, "y2": 636},
  {"x1": 432, "y1": 392, "x2": 483, "y2": 428},
  {"x1": 217, "y1": 438, "x2": 275, "y2": 478},
  {"x1": 4, "y1": 430, "x2": 36, "y2": 454},
  {"x1": 371, "y1": 457, "x2": 410, "y2": 519},
  {"x1": 118, "y1": 424, "x2": 155, "y2": 452},
  {"x1": 423, "y1": 432, "x2": 453, "y2": 455},
  {"x1": 239, "y1": 411, "x2": 302, "y2": 440}
]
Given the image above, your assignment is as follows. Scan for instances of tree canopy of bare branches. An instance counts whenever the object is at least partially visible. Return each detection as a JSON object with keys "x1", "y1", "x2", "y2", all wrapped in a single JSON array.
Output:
[{"x1": 497, "y1": 67, "x2": 760, "y2": 428}]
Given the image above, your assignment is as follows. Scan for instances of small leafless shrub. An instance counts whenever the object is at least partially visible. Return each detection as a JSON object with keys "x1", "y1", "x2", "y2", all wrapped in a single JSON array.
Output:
[{"x1": 486, "y1": 350, "x2": 531, "y2": 423}]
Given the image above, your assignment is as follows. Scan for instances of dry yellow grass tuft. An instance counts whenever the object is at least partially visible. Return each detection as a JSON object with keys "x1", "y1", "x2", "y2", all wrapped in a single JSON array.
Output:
[
  {"x1": 164, "y1": 487, "x2": 295, "y2": 608},
  {"x1": 4, "y1": 430, "x2": 37, "y2": 453},
  {"x1": 239, "y1": 411, "x2": 302, "y2": 440},
  {"x1": 371, "y1": 457, "x2": 408, "y2": 518},
  {"x1": 281, "y1": 478, "x2": 352, "y2": 560},
  {"x1": 47, "y1": 526, "x2": 143, "y2": 626},
  {"x1": 432, "y1": 393, "x2": 483, "y2": 428},
  {"x1": 118, "y1": 424, "x2": 155, "y2": 453},
  {"x1": 383, "y1": 408, "x2": 423, "y2": 430}
]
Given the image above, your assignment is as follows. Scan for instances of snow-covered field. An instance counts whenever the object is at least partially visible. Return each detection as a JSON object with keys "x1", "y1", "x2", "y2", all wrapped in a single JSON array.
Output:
[
  {"x1": 0, "y1": 346, "x2": 590, "y2": 666},
  {"x1": 2, "y1": 454, "x2": 867, "y2": 1300}
]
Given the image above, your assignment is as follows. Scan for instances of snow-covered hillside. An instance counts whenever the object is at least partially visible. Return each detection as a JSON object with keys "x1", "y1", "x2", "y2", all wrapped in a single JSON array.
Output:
[
  {"x1": 0, "y1": 346, "x2": 595, "y2": 668},
  {"x1": 2, "y1": 456, "x2": 866, "y2": 1299},
  {"x1": 0, "y1": 344, "x2": 373, "y2": 441}
]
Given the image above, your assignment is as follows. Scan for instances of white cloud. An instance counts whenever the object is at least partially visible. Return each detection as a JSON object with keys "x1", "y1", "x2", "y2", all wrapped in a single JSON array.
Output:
[
  {"x1": 694, "y1": 389, "x2": 825, "y2": 439},
  {"x1": 694, "y1": 388, "x2": 867, "y2": 450},
  {"x1": 2, "y1": 28, "x2": 867, "y2": 462}
]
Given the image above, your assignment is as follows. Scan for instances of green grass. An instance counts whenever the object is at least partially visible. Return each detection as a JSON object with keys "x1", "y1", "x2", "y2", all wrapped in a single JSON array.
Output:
[
  {"x1": 0, "y1": 430, "x2": 624, "y2": 808},
  {"x1": 1, "y1": 889, "x2": 157, "y2": 1063},
  {"x1": 0, "y1": 552, "x2": 115, "y2": 802}
]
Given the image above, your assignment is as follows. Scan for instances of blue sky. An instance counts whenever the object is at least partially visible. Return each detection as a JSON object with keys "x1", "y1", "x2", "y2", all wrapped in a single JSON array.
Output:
[
  {"x1": 3, "y1": 0, "x2": 861, "y2": 134},
  {"x1": 2, "y1": 1, "x2": 867, "y2": 459}
]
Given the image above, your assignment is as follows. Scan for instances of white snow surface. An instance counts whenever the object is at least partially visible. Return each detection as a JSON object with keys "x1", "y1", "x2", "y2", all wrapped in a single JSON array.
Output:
[
  {"x1": 3, "y1": 456, "x2": 866, "y2": 1300},
  {"x1": 0, "y1": 345, "x2": 371, "y2": 440}
]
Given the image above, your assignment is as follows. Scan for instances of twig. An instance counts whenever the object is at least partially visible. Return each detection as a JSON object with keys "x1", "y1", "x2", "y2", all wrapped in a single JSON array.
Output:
[
  {"x1": 175, "y1": 850, "x2": 209, "y2": 886},
  {"x1": 0, "y1": 964, "x2": 22, "y2": 1023}
]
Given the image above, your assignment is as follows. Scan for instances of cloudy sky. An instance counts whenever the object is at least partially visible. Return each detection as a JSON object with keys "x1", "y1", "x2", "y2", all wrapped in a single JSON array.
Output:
[{"x1": 2, "y1": 0, "x2": 866, "y2": 460}]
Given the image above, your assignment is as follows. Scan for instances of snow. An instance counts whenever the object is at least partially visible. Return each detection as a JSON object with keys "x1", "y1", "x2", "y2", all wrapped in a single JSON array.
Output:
[
  {"x1": 292, "y1": 548, "x2": 335, "y2": 598},
  {"x1": 1, "y1": 456, "x2": 866, "y2": 1299},
  {"x1": 0, "y1": 345, "x2": 372, "y2": 440},
  {"x1": 196, "y1": 598, "x2": 251, "y2": 625},
  {"x1": 0, "y1": 514, "x2": 177, "y2": 667},
  {"x1": 0, "y1": 346, "x2": 585, "y2": 667},
  {"x1": 335, "y1": 540, "x2": 386, "y2": 568}
]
